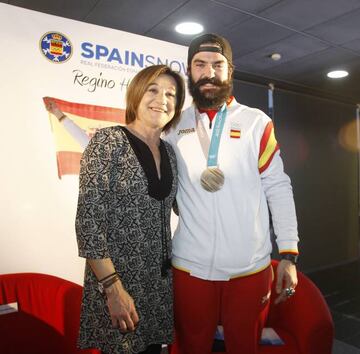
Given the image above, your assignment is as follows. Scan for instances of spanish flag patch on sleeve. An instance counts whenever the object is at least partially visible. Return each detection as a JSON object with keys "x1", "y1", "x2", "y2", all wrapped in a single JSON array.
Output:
[{"x1": 258, "y1": 121, "x2": 279, "y2": 173}]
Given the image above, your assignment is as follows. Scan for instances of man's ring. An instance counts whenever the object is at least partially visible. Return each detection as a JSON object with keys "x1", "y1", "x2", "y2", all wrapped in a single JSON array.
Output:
[{"x1": 285, "y1": 287, "x2": 295, "y2": 297}]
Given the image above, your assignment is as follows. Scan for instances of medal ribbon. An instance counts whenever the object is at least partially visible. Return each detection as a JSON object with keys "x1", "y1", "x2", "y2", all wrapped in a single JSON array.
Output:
[{"x1": 195, "y1": 103, "x2": 227, "y2": 167}]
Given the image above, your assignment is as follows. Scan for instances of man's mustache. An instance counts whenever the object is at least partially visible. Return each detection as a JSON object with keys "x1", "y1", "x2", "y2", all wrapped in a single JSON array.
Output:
[{"x1": 193, "y1": 77, "x2": 225, "y2": 89}]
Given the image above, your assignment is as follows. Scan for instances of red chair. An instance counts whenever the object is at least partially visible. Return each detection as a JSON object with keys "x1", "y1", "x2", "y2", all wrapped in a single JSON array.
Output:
[
  {"x1": 0, "y1": 272, "x2": 100, "y2": 354},
  {"x1": 169, "y1": 260, "x2": 334, "y2": 354}
]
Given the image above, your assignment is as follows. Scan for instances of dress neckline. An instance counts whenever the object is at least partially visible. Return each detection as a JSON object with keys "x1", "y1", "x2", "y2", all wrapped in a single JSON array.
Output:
[{"x1": 121, "y1": 126, "x2": 173, "y2": 201}]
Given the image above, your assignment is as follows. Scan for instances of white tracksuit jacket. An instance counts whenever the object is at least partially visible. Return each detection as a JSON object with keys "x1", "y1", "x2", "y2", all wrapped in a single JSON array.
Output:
[{"x1": 164, "y1": 98, "x2": 298, "y2": 280}]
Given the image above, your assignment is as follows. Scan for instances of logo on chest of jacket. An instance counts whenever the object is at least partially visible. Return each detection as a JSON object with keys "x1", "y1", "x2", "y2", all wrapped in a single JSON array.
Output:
[
  {"x1": 177, "y1": 127, "x2": 195, "y2": 135},
  {"x1": 230, "y1": 122, "x2": 241, "y2": 139},
  {"x1": 230, "y1": 129, "x2": 241, "y2": 139}
]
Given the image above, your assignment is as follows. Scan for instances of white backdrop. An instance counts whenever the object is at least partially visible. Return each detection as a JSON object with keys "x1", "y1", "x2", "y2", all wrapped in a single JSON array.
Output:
[{"x1": 0, "y1": 3, "x2": 188, "y2": 284}]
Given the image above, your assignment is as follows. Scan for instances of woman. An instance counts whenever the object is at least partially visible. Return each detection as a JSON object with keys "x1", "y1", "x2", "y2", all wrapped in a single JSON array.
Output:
[{"x1": 75, "y1": 65, "x2": 185, "y2": 354}]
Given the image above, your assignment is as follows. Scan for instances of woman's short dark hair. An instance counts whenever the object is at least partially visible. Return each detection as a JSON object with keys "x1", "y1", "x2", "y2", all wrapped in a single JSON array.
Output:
[{"x1": 125, "y1": 65, "x2": 185, "y2": 131}]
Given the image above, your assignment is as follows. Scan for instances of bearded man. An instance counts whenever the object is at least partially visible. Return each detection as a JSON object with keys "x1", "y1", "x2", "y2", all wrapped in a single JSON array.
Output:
[{"x1": 164, "y1": 33, "x2": 299, "y2": 354}]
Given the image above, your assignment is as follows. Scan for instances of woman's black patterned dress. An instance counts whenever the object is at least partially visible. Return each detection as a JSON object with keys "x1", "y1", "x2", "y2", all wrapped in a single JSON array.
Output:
[{"x1": 75, "y1": 126, "x2": 177, "y2": 354}]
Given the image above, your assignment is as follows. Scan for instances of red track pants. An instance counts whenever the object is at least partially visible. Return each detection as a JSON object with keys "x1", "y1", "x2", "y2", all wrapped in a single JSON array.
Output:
[{"x1": 171, "y1": 266, "x2": 273, "y2": 354}]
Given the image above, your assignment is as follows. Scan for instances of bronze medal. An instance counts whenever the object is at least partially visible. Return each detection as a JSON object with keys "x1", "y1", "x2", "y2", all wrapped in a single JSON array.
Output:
[{"x1": 200, "y1": 167, "x2": 225, "y2": 192}]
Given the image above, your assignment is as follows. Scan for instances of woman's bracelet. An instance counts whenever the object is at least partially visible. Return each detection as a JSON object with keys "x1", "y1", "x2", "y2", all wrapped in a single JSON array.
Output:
[
  {"x1": 99, "y1": 271, "x2": 117, "y2": 283},
  {"x1": 98, "y1": 273, "x2": 120, "y2": 293}
]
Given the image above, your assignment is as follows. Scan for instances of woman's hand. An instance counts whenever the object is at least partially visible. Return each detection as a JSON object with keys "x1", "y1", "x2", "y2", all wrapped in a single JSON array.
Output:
[
  {"x1": 105, "y1": 282, "x2": 139, "y2": 333},
  {"x1": 86, "y1": 258, "x2": 139, "y2": 332}
]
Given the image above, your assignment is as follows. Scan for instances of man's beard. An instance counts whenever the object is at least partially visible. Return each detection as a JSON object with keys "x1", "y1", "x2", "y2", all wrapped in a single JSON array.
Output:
[{"x1": 188, "y1": 75, "x2": 233, "y2": 109}]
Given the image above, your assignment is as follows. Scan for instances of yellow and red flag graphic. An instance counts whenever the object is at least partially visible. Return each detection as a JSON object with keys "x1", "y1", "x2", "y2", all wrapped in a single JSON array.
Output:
[
  {"x1": 43, "y1": 97, "x2": 125, "y2": 178},
  {"x1": 230, "y1": 129, "x2": 241, "y2": 139}
]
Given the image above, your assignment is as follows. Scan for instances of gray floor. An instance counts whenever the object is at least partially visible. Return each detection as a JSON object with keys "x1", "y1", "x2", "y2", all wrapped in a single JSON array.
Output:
[
  {"x1": 333, "y1": 339, "x2": 360, "y2": 353},
  {"x1": 162, "y1": 340, "x2": 360, "y2": 353},
  {"x1": 163, "y1": 340, "x2": 360, "y2": 353},
  {"x1": 307, "y1": 260, "x2": 360, "y2": 350}
]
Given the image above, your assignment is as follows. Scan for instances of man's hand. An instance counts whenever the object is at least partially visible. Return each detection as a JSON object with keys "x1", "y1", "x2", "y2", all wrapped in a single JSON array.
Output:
[
  {"x1": 275, "y1": 259, "x2": 298, "y2": 304},
  {"x1": 43, "y1": 97, "x2": 64, "y2": 121}
]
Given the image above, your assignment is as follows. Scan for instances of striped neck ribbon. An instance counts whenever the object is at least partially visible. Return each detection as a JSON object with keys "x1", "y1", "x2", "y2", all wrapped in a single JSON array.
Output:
[{"x1": 207, "y1": 103, "x2": 227, "y2": 167}]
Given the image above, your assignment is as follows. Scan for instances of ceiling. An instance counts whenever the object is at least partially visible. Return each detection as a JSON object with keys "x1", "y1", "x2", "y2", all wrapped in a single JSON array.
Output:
[{"x1": 2, "y1": 0, "x2": 360, "y2": 104}]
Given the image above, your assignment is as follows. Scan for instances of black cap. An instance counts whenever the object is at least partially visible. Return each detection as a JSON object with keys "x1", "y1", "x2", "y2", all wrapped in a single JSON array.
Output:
[{"x1": 187, "y1": 33, "x2": 233, "y2": 68}]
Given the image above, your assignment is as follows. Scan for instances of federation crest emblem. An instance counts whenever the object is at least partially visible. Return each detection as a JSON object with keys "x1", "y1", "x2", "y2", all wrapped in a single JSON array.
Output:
[{"x1": 39, "y1": 32, "x2": 73, "y2": 63}]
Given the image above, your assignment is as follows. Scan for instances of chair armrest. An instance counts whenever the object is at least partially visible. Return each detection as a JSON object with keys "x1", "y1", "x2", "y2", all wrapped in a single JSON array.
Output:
[{"x1": 0, "y1": 273, "x2": 99, "y2": 354}]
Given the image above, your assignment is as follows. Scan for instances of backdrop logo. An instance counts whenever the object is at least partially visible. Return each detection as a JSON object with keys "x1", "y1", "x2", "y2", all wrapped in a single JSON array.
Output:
[
  {"x1": 80, "y1": 42, "x2": 187, "y2": 74},
  {"x1": 39, "y1": 32, "x2": 73, "y2": 63}
]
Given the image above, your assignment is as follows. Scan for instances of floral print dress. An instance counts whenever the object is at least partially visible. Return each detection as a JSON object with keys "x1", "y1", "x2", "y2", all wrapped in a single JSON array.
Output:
[{"x1": 76, "y1": 126, "x2": 177, "y2": 354}]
